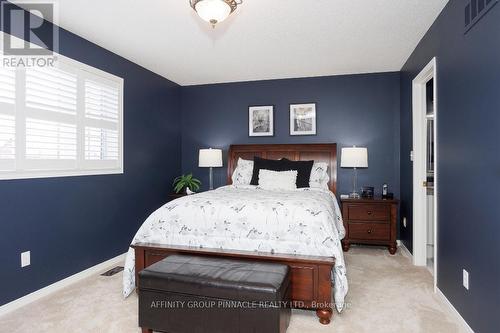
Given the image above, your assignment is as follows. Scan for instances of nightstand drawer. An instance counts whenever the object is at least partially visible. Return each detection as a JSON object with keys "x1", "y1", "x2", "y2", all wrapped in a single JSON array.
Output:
[
  {"x1": 348, "y1": 222, "x2": 390, "y2": 241},
  {"x1": 347, "y1": 204, "x2": 389, "y2": 222}
]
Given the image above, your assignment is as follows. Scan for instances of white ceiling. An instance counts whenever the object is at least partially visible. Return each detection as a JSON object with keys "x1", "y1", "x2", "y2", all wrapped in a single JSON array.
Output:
[{"x1": 22, "y1": 0, "x2": 448, "y2": 85}]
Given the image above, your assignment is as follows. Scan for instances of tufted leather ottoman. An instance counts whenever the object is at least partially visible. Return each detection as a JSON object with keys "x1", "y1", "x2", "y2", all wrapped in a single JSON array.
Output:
[{"x1": 138, "y1": 254, "x2": 291, "y2": 333}]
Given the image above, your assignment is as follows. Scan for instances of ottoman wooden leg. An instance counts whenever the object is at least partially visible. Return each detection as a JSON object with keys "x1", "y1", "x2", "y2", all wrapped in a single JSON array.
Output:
[
  {"x1": 142, "y1": 328, "x2": 152, "y2": 333},
  {"x1": 316, "y1": 308, "x2": 333, "y2": 325}
]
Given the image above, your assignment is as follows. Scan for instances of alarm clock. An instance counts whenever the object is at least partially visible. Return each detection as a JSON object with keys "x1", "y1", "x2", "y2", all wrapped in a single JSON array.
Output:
[{"x1": 361, "y1": 186, "x2": 374, "y2": 198}]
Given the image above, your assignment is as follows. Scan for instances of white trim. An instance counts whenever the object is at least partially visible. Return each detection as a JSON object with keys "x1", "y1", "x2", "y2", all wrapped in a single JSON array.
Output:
[
  {"x1": 0, "y1": 167, "x2": 123, "y2": 180},
  {"x1": 0, "y1": 252, "x2": 126, "y2": 317},
  {"x1": 436, "y1": 288, "x2": 475, "y2": 333},
  {"x1": 433, "y1": 62, "x2": 439, "y2": 292},
  {"x1": 412, "y1": 57, "x2": 438, "y2": 291},
  {"x1": 397, "y1": 240, "x2": 412, "y2": 259}
]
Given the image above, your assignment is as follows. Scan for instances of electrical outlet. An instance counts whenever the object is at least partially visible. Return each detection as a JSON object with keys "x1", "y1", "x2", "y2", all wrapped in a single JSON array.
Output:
[
  {"x1": 403, "y1": 217, "x2": 407, "y2": 228},
  {"x1": 463, "y1": 269, "x2": 469, "y2": 290},
  {"x1": 21, "y1": 251, "x2": 30, "y2": 267}
]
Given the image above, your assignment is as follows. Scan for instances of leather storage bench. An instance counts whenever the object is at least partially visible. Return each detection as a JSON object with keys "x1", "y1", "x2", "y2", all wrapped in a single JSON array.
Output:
[{"x1": 138, "y1": 254, "x2": 291, "y2": 333}]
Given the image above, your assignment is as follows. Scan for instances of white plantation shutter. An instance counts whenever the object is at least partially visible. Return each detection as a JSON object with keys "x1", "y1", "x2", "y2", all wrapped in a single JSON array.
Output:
[
  {"x1": 84, "y1": 127, "x2": 118, "y2": 160},
  {"x1": 0, "y1": 67, "x2": 16, "y2": 171},
  {"x1": 82, "y1": 77, "x2": 121, "y2": 169},
  {"x1": 0, "y1": 114, "x2": 15, "y2": 157},
  {"x1": 23, "y1": 66, "x2": 78, "y2": 170},
  {"x1": 0, "y1": 32, "x2": 123, "y2": 179},
  {"x1": 26, "y1": 118, "x2": 77, "y2": 160},
  {"x1": 0, "y1": 67, "x2": 15, "y2": 105},
  {"x1": 85, "y1": 80, "x2": 119, "y2": 122},
  {"x1": 0, "y1": 114, "x2": 15, "y2": 170},
  {"x1": 26, "y1": 67, "x2": 77, "y2": 115}
]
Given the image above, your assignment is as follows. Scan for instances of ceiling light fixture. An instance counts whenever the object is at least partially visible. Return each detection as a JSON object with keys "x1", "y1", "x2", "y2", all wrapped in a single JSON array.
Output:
[{"x1": 190, "y1": 0, "x2": 242, "y2": 27}]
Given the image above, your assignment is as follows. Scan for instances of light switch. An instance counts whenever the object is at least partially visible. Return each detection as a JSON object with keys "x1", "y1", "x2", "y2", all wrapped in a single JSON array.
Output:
[
  {"x1": 463, "y1": 269, "x2": 469, "y2": 290},
  {"x1": 21, "y1": 251, "x2": 30, "y2": 267}
]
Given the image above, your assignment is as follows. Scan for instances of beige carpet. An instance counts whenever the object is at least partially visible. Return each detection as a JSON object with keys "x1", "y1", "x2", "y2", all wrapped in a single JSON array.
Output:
[{"x1": 0, "y1": 246, "x2": 466, "y2": 333}]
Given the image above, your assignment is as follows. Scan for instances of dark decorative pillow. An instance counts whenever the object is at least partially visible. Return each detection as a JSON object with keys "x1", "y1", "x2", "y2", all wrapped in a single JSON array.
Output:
[
  {"x1": 281, "y1": 158, "x2": 314, "y2": 188},
  {"x1": 250, "y1": 156, "x2": 314, "y2": 188}
]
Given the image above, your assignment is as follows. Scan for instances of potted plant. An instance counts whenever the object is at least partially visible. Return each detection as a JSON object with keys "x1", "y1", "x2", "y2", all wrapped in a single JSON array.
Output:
[{"x1": 172, "y1": 174, "x2": 201, "y2": 194}]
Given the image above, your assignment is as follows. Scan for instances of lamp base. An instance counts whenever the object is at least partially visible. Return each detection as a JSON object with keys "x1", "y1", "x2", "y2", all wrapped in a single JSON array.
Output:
[
  {"x1": 349, "y1": 192, "x2": 360, "y2": 199},
  {"x1": 208, "y1": 167, "x2": 214, "y2": 190}
]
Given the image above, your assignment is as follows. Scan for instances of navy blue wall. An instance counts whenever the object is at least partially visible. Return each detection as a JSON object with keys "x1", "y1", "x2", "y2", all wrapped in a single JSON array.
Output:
[
  {"x1": 180, "y1": 72, "x2": 401, "y2": 198},
  {"x1": 400, "y1": 0, "x2": 500, "y2": 331},
  {"x1": 0, "y1": 2, "x2": 181, "y2": 305}
]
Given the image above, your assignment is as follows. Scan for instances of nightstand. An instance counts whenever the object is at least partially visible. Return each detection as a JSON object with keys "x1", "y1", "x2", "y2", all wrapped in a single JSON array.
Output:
[
  {"x1": 169, "y1": 191, "x2": 203, "y2": 201},
  {"x1": 341, "y1": 197, "x2": 399, "y2": 254},
  {"x1": 169, "y1": 193, "x2": 186, "y2": 201}
]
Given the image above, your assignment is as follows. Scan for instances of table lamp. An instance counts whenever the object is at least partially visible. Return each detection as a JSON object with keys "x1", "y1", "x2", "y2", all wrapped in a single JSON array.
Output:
[
  {"x1": 341, "y1": 146, "x2": 368, "y2": 198},
  {"x1": 199, "y1": 148, "x2": 223, "y2": 190}
]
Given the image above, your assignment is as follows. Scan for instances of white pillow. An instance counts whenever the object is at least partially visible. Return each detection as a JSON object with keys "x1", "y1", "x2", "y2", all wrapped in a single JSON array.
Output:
[
  {"x1": 231, "y1": 158, "x2": 254, "y2": 185},
  {"x1": 309, "y1": 162, "x2": 329, "y2": 189},
  {"x1": 258, "y1": 169, "x2": 298, "y2": 191}
]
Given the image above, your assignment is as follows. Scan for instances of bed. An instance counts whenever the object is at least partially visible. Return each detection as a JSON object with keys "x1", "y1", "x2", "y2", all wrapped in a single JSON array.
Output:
[{"x1": 122, "y1": 143, "x2": 347, "y2": 325}]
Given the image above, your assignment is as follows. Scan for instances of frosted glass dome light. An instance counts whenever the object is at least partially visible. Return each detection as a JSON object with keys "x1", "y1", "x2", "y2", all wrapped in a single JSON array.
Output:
[{"x1": 191, "y1": 0, "x2": 239, "y2": 27}]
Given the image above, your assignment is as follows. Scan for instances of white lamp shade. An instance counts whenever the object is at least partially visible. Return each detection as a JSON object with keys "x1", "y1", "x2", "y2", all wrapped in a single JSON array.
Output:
[
  {"x1": 199, "y1": 148, "x2": 223, "y2": 167},
  {"x1": 341, "y1": 147, "x2": 368, "y2": 168},
  {"x1": 195, "y1": 0, "x2": 231, "y2": 24}
]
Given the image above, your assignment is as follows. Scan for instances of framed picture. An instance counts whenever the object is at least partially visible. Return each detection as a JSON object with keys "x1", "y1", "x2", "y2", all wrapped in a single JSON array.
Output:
[
  {"x1": 249, "y1": 105, "x2": 274, "y2": 137},
  {"x1": 290, "y1": 103, "x2": 317, "y2": 135}
]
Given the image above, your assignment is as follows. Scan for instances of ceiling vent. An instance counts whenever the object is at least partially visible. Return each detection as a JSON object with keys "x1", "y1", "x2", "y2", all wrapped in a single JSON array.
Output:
[{"x1": 465, "y1": 0, "x2": 498, "y2": 33}]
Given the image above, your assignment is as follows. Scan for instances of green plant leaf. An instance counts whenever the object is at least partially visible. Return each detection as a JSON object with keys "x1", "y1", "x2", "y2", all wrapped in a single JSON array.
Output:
[
  {"x1": 173, "y1": 176, "x2": 182, "y2": 186},
  {"x1": 173, "y1": 174, "x2": 202, "y2": 193},
  {"x1": 174, "y1": 183, "x2": 183, "y2": 193}
]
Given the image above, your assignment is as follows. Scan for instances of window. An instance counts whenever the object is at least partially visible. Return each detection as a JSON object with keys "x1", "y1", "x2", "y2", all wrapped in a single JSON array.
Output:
[
  {"x1": 0, "y1": 33, "x2": 123, "y2": 180},
  {"x1": 0, "y1": 66, "x2": 16, "y2": 172}
]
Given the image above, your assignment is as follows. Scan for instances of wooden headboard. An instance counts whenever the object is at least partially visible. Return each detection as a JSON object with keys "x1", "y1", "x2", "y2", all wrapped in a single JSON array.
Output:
[{"x1": 227, "y1": 143, "x2": 337, "y2": 193}]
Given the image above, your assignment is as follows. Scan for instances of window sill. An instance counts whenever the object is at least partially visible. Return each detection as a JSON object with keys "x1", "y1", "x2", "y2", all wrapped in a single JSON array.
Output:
[{"x1": 0, "y1": 168, "x2": 124, "y2": 181}]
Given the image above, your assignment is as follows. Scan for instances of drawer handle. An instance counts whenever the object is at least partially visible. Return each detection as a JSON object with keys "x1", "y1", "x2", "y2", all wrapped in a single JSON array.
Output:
[
  {"x1": 367, "y1": 211, "x2": 373, "y2": 215},
  {"x1": 367, "y1": 229, "x2": 372, "y2": 234}
]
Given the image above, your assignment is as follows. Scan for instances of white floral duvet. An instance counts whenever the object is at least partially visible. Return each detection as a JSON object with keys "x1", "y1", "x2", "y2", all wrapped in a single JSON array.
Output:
[{"x1": 122, "y1": 185, "x2": 348, "y2": 311}]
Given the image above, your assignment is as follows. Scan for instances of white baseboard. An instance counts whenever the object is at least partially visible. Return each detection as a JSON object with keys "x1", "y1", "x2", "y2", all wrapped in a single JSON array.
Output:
[
  {"x1": 436, "y1": 288, "x2": 474, "y2": 333},
  {"x1": 397, "y1": 240, "x2": 412, "y2": 259},
  {"x1": 0, "y1": 252, "x2": 126, "y2": 317}
]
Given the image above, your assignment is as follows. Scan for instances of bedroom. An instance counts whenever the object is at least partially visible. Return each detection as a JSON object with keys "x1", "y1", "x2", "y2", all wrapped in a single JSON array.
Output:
[{"x1": 0, "y1": 0, "x2": 498, "y2": 332}]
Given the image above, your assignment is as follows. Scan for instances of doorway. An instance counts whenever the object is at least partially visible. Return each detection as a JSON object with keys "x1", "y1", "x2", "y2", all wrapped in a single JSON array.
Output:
[
  {"x1": 425, "y1": 78, "x2": 435, "y2": 275},
  {"x1": 412, "y1": 58, "x2": 438, "y2": 289}
]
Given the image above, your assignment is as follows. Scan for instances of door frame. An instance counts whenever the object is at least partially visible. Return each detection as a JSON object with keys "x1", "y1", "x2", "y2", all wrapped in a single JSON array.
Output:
[{"x1": 412, "y1": 57, "x2": 438, "y2": 289}]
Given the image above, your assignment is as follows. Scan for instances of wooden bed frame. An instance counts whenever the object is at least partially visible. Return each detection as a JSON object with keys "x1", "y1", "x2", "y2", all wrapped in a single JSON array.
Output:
[{"x1": 133, "y1": 143, "x2": 338, "y2": 325}]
